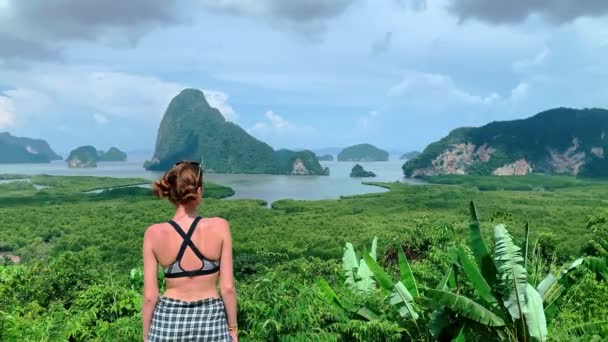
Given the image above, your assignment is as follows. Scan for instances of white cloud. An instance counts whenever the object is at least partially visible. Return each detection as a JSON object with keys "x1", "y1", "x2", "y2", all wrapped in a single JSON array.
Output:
[
  {"x1": 387, "y1": 71, "x2": 532, "y2": 112},
  {"x1": 510, "y1": 82, "x2": 529, "y2": 101},
  {"x1": 203, "y1": 90, "x2": 238, "y2": 122},
  {"x1": 0, "y1": 66, "x2": 238, "y2": 125},
  {"x1": 512, "y1": 47, "x2": 550, "y2": 72},
  {"x1": 93, "y1": 113, "x2": 109, "y2": 125},
  {"x1": 248, "y1": 111, "x2": 317, "y2": 143},
  {"x1": 388, "y1": 71, "x2": 501, "y2": 105},
  {"x1": 0, "y1": 94, "x2": 16, "y2": 128}
]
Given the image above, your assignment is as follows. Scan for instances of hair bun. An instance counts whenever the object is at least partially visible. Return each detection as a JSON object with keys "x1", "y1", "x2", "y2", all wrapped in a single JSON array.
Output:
[
  {"x1": 152, "y1": 178, "x2": 171, "y2": 199},
  {"x1": 153, "y1": 163, "x2": 203, "y2": 204}
]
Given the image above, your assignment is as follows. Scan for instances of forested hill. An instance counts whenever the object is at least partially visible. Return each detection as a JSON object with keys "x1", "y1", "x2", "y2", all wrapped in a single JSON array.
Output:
[
  {"x1": 0, "y1": 132, "x2": 62, "y2": 163},
  {"x1": 145, "y1": 89, "x2": 327, "y2": 175},
  {"x1": 404, "y1": 107, "x2": 608, "y2": 178},
  {"x1": 337, "y1": 143, "x2": 389, "y2": 162}
]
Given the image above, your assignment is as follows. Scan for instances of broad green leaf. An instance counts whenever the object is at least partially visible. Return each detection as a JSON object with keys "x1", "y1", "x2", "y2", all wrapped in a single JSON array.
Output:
[
  {"x1": 457, "y1": 247, "x2": 498, "y2": 308},
  {"x1": 342, "y1": 242, "x2": 358, "y2": 288},
  {"x1": 355, "y1": 237, "x2": 378, "y2": 292},
  {"x1": 524, "y1": 284, "x2": 547, "y2": 342},
  {"x1": 536, "y1": 273, "x2": 557, "y2": 300},
  {"x1": 429, "y1": 309, "x2": 451, "y2": 337},
  {"x1": 494, "y1": 224, "x2": 527, "y2": 321},
  {"x1": 398, "y1": 245, "x2": 419, "y2": 297},
  {"x1": 389, "y1": 281, "x2": 418, "y2": 320},
  {"x1": 317, "y1": 278, "x2": 356, "y2": 313},
  {"x1": 469, "y1": 201, "x2": 497, "y2": 288},
  {"x1": 538, "y1": 258, "x2": 583, "y2": 302},
  {"x1": 437, "y1": 250, "x2": 458, "y2": 291},
  {"x1": 425, "y1": 288, "x2": 505, "y2": 327},
  {"x1": 523, "y1": 222, "x2": 530, "y2": 270},
  {"x1": 355, "y1": 307, "x2": 381, "y2": 321},
  {"x1": 370, "y1": 236, "x2": 378, "y2": 260},
  {"x1": 453, "y1": 324, "x2": 466, "y2": 342},
  {"x1": 362, "y1": 253, "x2": 394, "y2": 292}
]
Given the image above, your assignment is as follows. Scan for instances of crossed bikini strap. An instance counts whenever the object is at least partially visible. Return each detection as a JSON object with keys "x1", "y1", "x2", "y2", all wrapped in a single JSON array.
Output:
[{"x1": 167, "y1": 216, "x2": 205, "y2": 262}]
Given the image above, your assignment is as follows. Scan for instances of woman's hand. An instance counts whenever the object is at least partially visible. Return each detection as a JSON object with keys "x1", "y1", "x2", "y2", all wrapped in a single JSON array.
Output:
[{"x1": 230, "y1": 331, "x2": 238, "y2": 342}]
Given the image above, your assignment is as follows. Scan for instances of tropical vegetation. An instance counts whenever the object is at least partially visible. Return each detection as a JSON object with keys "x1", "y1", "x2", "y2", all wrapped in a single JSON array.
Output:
[{"x1": 1, "y1": 174, "x2": 608, "y2": 340}]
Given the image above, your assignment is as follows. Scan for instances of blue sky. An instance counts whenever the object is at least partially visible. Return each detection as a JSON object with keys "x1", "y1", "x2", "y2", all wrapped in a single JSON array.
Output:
[{"x1": 1, "y1": 0, "x2": 607, "y2": 155}]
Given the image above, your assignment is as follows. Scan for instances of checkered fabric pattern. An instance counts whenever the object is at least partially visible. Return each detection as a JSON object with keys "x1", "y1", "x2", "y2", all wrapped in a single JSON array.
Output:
[{"x1": 148, "y1": 296, "x2": 231, "y2": 342}]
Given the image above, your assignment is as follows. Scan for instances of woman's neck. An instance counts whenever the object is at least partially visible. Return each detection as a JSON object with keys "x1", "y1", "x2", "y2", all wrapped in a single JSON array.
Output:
[{"x1": 173, "y1": 204, "x2": 198, "y2": 220}]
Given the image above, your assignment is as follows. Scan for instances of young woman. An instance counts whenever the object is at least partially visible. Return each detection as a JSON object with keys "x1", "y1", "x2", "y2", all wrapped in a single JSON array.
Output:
[{"x1": 142, "y1": 161, "x2": 237, "y2": 341}]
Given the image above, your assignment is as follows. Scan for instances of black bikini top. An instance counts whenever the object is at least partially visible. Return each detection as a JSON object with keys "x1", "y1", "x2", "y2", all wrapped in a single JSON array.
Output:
[{"x1": 163, "y1": 216, "x2": 220, "y2": 278}]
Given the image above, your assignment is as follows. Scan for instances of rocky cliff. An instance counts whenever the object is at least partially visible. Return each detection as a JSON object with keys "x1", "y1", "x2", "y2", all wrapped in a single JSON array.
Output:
[
  {"x1": 404, "y1": 108, "x2": 608, "y2": 178},
  {"x1": 145, "y1": 89, "x2": 327, "y2": 175},
  {"x1": 350, "y1": 164, "x2": 376, "y2": 177}
]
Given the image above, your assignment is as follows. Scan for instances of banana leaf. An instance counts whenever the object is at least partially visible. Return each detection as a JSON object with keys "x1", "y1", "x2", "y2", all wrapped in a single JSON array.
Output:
[
  {"x1": 425, "y1": 288, "x2": 506, "y2": 327},
  {"x1": 398, "y1": 245, "x2": 419, "y2": 297},
  {"x1": 355, "y1": 237, "x2": 377, "y2": 292},
  {"x1": 363, "y1": 253, "x2": 419, "y2": 320},
  {"x1": 494, "y1": 224, "x2": 528, "y2": 321},
  {"x1": 469, "y1": 202, "x2": 497, "y2": 288},
  {"x1": 524, "y1": 284, "x2": 547, "y2": 342},
  {"x1": 342, "y1": 243, "x2": 358, "y2": 288},
  {"x1": 457, "y1": 246, "x2": 499, "y2": 309},
  {"x1": 453, "y1": 324, "x2": 466, "y2": 342}
]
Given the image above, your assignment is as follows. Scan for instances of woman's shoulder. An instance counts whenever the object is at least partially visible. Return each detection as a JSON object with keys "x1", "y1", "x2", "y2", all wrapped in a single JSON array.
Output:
[
  {"x1": 201, "y1": 216, "x2": 230, "y2": 230},
  {"x1": 143, "y1": 222, "x2": 168, "y2": 237},
  {"x1": 200, "y1": 217, "x2": 230, "y2": 237}
]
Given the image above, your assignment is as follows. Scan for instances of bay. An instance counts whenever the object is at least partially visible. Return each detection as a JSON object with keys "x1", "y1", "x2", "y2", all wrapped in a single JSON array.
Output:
[{"x1": 0, "y1": 156, "x2": 424, "y2": 204}]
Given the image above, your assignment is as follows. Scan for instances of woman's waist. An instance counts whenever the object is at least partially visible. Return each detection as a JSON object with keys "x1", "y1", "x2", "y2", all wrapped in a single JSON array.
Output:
[{"x1": 163, "y1": 286, "x2": 220, "y2": 302}]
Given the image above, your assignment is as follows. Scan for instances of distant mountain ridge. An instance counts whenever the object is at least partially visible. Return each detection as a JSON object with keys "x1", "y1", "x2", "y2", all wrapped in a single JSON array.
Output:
[
  {"x1": 404, "y1": 107, "x2": 608, "y2": 178},
  {"x1": 0, "y1": 132, "x2": 61, "y2": 163},
  {"x1": 145, "y1": 89, "x2": 328, "y2": 175}
]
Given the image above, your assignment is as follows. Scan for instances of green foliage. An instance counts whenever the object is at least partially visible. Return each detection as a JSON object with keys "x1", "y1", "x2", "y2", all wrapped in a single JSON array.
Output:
[
  {"x1": 424, "y1": 174, "x2": 601, "y2": 191},
  {"x1": 1, "y1": 175, "x2": 608, "y2": 340},
  {"x1": 338, "y1": 143, "x2": 389, "y2": 162}
]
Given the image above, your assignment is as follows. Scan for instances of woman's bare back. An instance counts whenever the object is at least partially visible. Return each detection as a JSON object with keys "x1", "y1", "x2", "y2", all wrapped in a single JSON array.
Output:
[{"x1": 149, "y1": 216, "x2": 228, "y2": 301}]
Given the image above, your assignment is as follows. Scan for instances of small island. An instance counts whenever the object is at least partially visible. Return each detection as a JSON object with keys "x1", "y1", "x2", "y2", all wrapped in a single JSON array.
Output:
[
  {"x1": 317, "y1": 154, "x2": 334, "y2": 161},
  {"x1": 67, "y1": 146, "x2": 128, "y2": 168},
  {"x1": 67, "y1": 146, "x2": 99, "y2": 168},
  {"x1": 98, "y1": 147, "x2": 127, "y2": 162},
  {"x1": 350, "y1": 164, "x2": 376, "y2": 178},
  {"x1": 338, "y1": 143, "x2": 389, "y2": 162}
]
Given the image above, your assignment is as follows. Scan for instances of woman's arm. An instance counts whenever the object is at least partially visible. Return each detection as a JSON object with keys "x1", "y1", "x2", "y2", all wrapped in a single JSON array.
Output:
[
  {"x1": 142, "y1": 226, "x2": 159, "y2": 341},
  {"x1": 218, "y1": 219, "x2": 237, "y2": 329}
]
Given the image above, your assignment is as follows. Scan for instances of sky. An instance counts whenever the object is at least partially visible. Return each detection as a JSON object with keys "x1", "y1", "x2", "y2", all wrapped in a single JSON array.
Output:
[{"x1": 1, "y1": 0, "x2": 608, "y2": 155}]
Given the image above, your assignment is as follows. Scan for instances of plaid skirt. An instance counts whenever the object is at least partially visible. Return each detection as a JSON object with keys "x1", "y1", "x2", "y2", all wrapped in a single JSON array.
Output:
[{"x1": 147, "y1": 296, "x2": 231, "y2": 342}]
